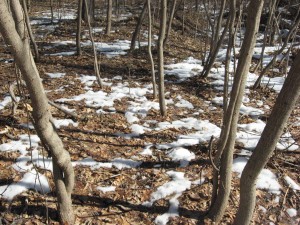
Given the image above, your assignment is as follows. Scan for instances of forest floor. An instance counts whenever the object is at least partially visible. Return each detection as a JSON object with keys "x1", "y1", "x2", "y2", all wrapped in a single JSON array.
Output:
[{"x1": 0, "y1": 2, "x2": 299, "y2": 225}]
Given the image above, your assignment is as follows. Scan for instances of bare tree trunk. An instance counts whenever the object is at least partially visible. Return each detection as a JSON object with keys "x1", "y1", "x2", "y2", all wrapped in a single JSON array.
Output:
[
  {"x1": 253, "y1": 0, "x2": 277, "y2": 73},
  {"x1": 201, "y1": 0, "x2": 229, "y2": 78},
  {"x1": 106, "y1": 0, "x2": 112, "y2": 35},
  {"x1": 181, "y1": 0, "x2": 185, "y2": 35},
  {"x1": 76, "y1": 0, "x2": 83, "y2": 56},
  {"x1": 223, "y1": 0, "x2": 236, "y2": 114},
  {"x1": 21, "y1": 0, "x2": 39, "y2": 61},
  {"x1": 147, "y1": 0, "x2": 157, "y2": 98},
  {"x1": 234, "y1": 52, "x2": 300, "y2": 225},
  {"x1": 84, "y1": 0, "x2": 103, "y2": 88},
  {"x1": 208, "y1": 0, "x2": 264, "y2": 222},
  {"x1": 82, "y1": 0, "x2": 95, "y2": 23},
  {"x1": 253, "y1": 11, "x2": 300, "y2": 89},
  {"x1": 0, "y1": 0, "x2": 75, "y2": 224},
  {"x1": 163, "y1": 0, "x2": 176, "y2": 47},
  {"x1": 130, "y1": 0, "x2": 147, "y2": 52},
  {"x1": 158, "y1": 0, "x2": 167, "y2": 116},
  {"x1": 50, "y1": 0, "x2": 54, "y2": 24}
]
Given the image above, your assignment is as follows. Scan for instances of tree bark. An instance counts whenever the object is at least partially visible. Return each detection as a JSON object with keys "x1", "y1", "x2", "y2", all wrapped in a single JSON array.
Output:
[
  {"x1": 208, "y1": 0, "x2": 264, "y2": 222},
  {"x1": 163, "y1": 0, "x2": 176, "y2": 47},
  {"x1": 0, "y1": 0, "x2": 75, "y2": 224},
  {"x1": 76, "y1": 0, "x2": 83, "y2": 55},
  {"x1": 130, "y1": 0, "x2": 147, "y2": 52},
  {"x1": 158, "y1": 0, "x2": 167, "y2": 116},
  {"x1": 253, "y1": 11, "x2": 300, "y2": 89},
  {"x1": 84, "y1": 0, "x2": 103, "y2": 88},
  {"x1": 106, "y1": 0, "x2": 112, "y2": 35},
  {"x1": 82, "y1": 0, "x2": 95, "y2": 23},
  {"x1": 147, "y1": 0, "x2": 157, "y2": 98},
  {"x1": 223, "y1": 0, "x2": 236, "y2": 114},
  {"x1": 21, "y1": 0, "x2": 39, "y2": 61},
  {"x1": 234, "y1": 52, "x2": 300, "y2": 225}
]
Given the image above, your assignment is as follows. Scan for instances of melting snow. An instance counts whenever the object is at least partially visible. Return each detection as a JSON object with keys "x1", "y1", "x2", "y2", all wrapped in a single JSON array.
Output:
[{"x1": 232, "y1": 157, "x2": 281, "y2": 194}]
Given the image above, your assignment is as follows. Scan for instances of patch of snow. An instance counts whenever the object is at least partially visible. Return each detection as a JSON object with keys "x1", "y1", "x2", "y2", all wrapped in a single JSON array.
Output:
[
  {"x1": 232, "y1": 157, "x2": 281, "y2": 194},
  {"x1": 111, "y1": 158, "x2": 142, "y2": 169},
  {"x1": 284, "y1": 176, "x2": 300, "y2": 191},
  {"x1": 140, "y1": 144, "x2": 153, "y2": 155},
  {"x1": 0, "y1": 171, "x2": 50, "y2": 201},
  {"x1": 0, "y1": 96, "x2": 12, "y2": 110},
  {"x1": 165, "y1": 57, "x2": 203, "y2": 81},
  {"x1": 143, "y1": 171, "x2": 191, "y2": 225},
  {"x1": 167, "y1": 147, "x2": 195, "y2": 167},
  {"x1": 96, "y1": 186, "x2": 116, "y2": 193},
  {"x1": 46, "y1": 72, "x2": 66, "y2": 78},
  {"x1": 286, "y1": 208, "x2": 297, "y2": 217},
  {"x1": 52, "y1": 119, "x2": 78, "y2": 128}
]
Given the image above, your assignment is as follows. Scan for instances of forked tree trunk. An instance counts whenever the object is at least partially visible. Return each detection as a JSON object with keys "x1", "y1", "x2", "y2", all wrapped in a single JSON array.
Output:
[
  {"x1": 106, "y1": 0, "x2": 112, "y2": 35},
  {"x1": 0, "y1": 0, "x2": 75, "y2": 224},
  {"x1": 208, "y1": 0, "x2": 264, "y2": 223},
  {"x1": 130, "y1": 0, "x2": 147, "y2": 52},
  {"x1": 234, "y1": 52, "x2": 300, "y2": 225},
  {"x1": 147, "y1": 0, "x2": 157, "y2": 98},
  {"x1": 21, "y1": 0, "x2": 39, "y2": 61},
  {"x1": 158, "y1": 0, "x2": 167, "y2": 116}
]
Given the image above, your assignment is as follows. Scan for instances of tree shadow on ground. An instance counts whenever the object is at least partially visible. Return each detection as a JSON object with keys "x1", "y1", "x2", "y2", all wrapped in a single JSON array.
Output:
[{"x1": 72, "y1": 194, "x2": 207, "y2": 221}]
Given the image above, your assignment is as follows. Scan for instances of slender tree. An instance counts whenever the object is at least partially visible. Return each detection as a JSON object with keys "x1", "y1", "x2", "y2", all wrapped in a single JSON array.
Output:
[
  {"x1": 21, "y1": 0, "x2": 39, "y2": 61},
  {"x1": 158, "y1": 0, "x2": 167, "y2": 116},
  {"x1": 209, "y1": 0, "x2": 264, "y2": 222},
  {"x1": 76, "y1": 0, "x2": 83, "y2": 56},
  {"x1": 0, "y1": 0, "x2": 75, "y2": 223},
  {"x1": 147, "y1": 0, "x2": 157, "y2": 98},
  {"x1": 84, "y1": 0, "x2": 103, "y2": 88},
  {"x1": 234, "y1": 52, "x2": 300, "y2": 225},
  {"x1": 106, "y1": 0, "x2": 112, "y2": 35},
  {"x1": 130, "y1": 0, "x2": 147, "y2": 52},
  {"x1": 163, "y1": 0, "x2": 176, "y2": 47}
]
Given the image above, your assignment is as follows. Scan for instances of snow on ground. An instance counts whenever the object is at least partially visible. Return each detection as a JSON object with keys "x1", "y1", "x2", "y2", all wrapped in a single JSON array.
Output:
[
  {"x1": 167, "y1": 147, "x2": 195, "y2": 167},
  {"x1": 96, "y1": 186, "x2": 116, "y2": 193},
  {"x1": 165, "y1": 57, "x2": 203, "y2": 81},
  {"x1": 46, "y1": 72, "x2": 66, "y2": 78},
  {"x1": 1, "y1": 16, "x2": 299, "y2": 222},
  {"x1": 0, "y1": 171, "x2": 50, "y2": 201},
  {"x1": 286, "y1": 208, "x2": 298, "y2": 217},
  {"x1": 30, "y1": 9, "x2": 77, "y2": 25},
  {"x1": 232, "y1": 157, "x2": 281, "y2": 194},
  {"x1": 143, "y1": 171, "x2": 192, "y2": 225},
  {"x1": 283, "y1": 176, "x2": 300, "y2": 191},
  {"x1": 46, "y1": 39, "x2": 149, "y2": 58},
  {"x1": 0, "y1": 96, "x2": 13, "y2": 110}
]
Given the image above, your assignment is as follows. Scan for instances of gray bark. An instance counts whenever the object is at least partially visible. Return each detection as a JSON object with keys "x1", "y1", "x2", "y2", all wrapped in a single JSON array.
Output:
[
  {"x1": 158, "y1": 0, "x2": 167, "y2": 116},
  {"x1": 0, "y1": 0, "x2": 75, "y2": 224},
  {"x1": 21, "y1": 0, "x2": 39, "y2": 61},
  {"x1": 106, "y1": 0, "x2": 112, "y2": 35},
  {"x1": 84, "y1": 0, "x2": 103, "y2": 88},
  {"x1": 234, "y1": 52, "x2": 300, "y2": 225},
  {"x1": 76, "y1": 0, "x2": 83, "y2": 55},
  {"x1": 130, "y1": 0, "x2": 147, "y2": 52},
  {"x1": 147, "y1": 0, "x2": 157, "y2": 98},
  {"x1": 163, "y1": 0, "x2": 176, "y2": 47},
  {"x1": 208, "y1": 0, "x2": 264, "y2": 222}
]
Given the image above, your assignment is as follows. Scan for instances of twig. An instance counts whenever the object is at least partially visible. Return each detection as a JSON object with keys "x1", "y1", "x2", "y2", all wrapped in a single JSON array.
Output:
[
  {"x1": 208, "y1": 135, "x2": 219, "y2": 172},
  {"x1": 48, "y1": 100, "x2": 78, "y2": 120}
]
